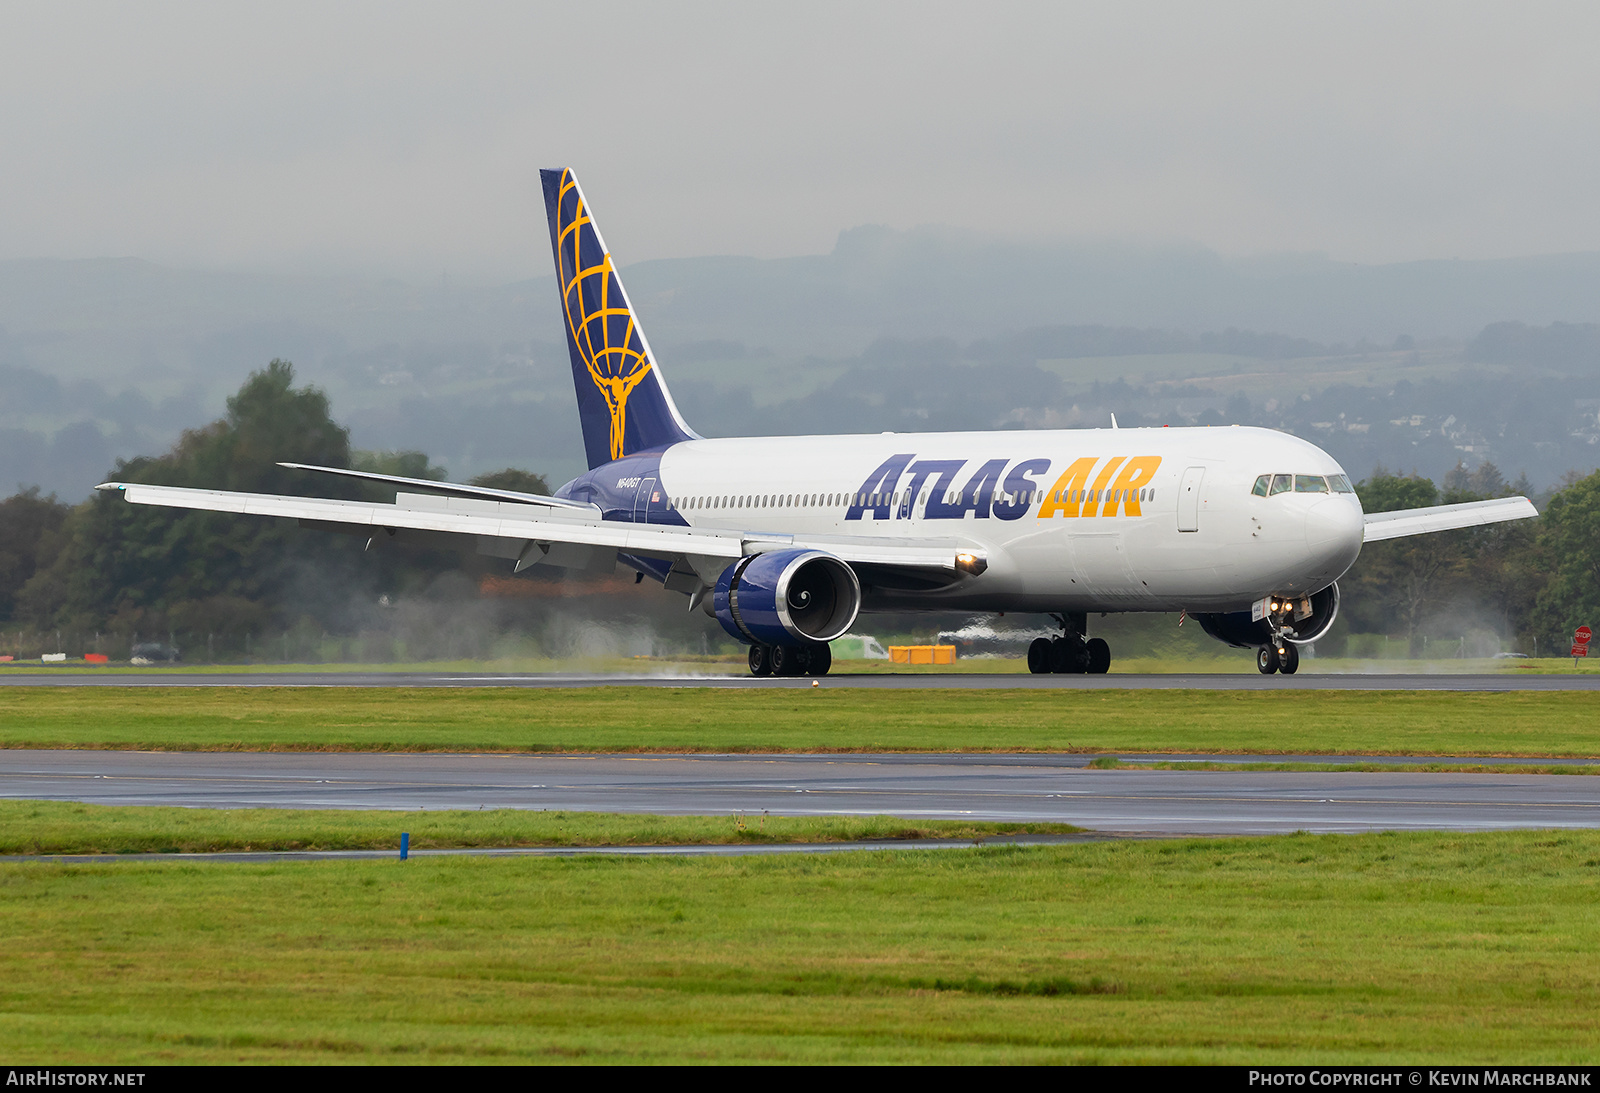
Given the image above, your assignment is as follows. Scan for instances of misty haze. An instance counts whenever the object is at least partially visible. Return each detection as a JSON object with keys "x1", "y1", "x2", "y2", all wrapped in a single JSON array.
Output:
[{"x1": 6, "y1": 231, "x2": 1600, "y2": 502}]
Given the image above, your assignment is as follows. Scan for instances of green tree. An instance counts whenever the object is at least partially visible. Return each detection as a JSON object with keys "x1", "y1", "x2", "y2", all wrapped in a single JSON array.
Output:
[
  {"x1": 0, "y1": 488, "x2": 70, "y2": 624},
  {"x1": 1348, "y1": 469, "x2": 1463, "y2": 657},
  {"x1": 1441, "y1": 459, "x2": 1509, "y2": 504},
  {"x1": 469, "y1": 468, "x2": 550, "y2": 495},
  {"x1": 1346, "y1": 463, "x2": 1548, "y2": 657},
  {"x1": 18, "y1": 360, "x2": 362, "y2": 634},
  {"x1": 353, "y1": 450, "x2": 448, "y2": 482},
  {"x1": 15, "y1": 359, "x2": 565, "y2": 657},
  {"x1": 1529, "y1": 469, "x2": 1600, "y2": 650},
  {"x1": 1355, "y1": 467, "x2": 1439, "y2": 514}
]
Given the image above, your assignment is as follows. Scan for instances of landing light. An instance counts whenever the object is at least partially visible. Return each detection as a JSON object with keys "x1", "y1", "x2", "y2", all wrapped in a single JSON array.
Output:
[{"x1": 955, "y1": 552, "x2": 988, "y2": 576}]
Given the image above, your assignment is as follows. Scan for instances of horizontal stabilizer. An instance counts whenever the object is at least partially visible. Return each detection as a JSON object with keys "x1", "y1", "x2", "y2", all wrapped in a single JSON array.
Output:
[{"x1": 1362, "y1": 496, "x2": 1537, "y2": 542}]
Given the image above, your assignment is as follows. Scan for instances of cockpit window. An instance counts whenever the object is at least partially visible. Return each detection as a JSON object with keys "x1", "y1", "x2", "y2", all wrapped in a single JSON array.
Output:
[{"x1": 1259, "y1": 473, "x2": 1351, "y2": 496}]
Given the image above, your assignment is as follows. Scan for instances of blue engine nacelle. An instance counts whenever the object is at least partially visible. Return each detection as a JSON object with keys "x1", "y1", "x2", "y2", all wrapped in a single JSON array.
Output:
[
  {"x1": 714, "y1": 549, "x2": 861, "y2": 647},
  {"x1": 1195, "y1": 583, "x2": 1341, "y2": 649}
]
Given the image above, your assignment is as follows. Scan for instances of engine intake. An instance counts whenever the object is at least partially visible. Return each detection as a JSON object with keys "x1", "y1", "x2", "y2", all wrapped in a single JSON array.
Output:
[
  {"x1": 714, "y1": 549, "x2": 861, "y2": 647},
  {"x1": 1195, "y1": 583, "x2": 1341, "y2": 649}
]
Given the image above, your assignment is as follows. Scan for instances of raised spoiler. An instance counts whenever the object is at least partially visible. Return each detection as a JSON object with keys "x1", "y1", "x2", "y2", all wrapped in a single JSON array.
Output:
[
  {"x1": 1362, "y1": 496, "x2": 1538, "y2": 543},
  {"x1": 95, "y1": 482, "x2": 965, "y2": 578},
  {"x1": 275, "y1": 461, "x2": 600, "y2": 512}
]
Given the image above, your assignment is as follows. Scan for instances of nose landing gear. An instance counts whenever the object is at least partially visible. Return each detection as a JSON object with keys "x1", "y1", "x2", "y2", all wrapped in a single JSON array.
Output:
[
  {"x1": 1256, "y1": 642, "x2": 1300, "y2": 675},
  {"x1": 1255, "y1": 594, "x2": 1307, "y2": 675},
  {"x1": 1028, "y1": 614, "x2": 1111, "y2": 675}
]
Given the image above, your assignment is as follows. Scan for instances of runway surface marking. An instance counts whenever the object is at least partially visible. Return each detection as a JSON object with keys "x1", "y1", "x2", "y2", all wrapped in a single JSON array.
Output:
[{"x1": 4, "y1": 750, "x2": 1599, "y2": 836}]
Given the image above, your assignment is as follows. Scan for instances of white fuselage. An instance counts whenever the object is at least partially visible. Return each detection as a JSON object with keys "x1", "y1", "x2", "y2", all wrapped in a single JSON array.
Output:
[{"x1": 652, "y1": 425, "x2": 1364, "y2": 613}]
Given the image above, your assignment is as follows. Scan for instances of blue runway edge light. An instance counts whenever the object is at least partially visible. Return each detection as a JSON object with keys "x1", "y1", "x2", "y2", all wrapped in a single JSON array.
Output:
[{"x1": 400, "y1": 832, "x2": 409, "y2": 860}]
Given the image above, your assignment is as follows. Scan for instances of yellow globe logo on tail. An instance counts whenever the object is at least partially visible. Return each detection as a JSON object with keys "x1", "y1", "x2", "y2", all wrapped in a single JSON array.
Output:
[{"x1": 552, "y1": 170, "x2": 654, "y2": 462}]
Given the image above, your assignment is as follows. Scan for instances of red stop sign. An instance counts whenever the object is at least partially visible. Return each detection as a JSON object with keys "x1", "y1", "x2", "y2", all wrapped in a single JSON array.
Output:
[{"x1": 1578, "y1": 626, "x2": 1593, "y2": 645}]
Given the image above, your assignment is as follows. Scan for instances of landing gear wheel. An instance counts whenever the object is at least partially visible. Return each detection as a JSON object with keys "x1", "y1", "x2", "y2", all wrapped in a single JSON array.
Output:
[
  {"x1": 1067, "y1": 638, "x2": 1091, "y2": 674},
  {"x1": 806, "y1": 643, "x2": 832, "y2": 677},
  {"x1": 770, "y1": 644, "x2": 805, "y2": 677},
  {"x1": 1256, "y1": 645, "x2": 1280, "y2": 675},
  {"x1": 1049, "y1": 636, "x2": 1073, "y2": 674},
  {"x1": 1279, "y1": 644, "x2": 1300, "y2": 675},
  {"x1": 1027, "y1": 638, "x2": 1052, "y2": 675},
  {"x1": 749, "y1": 644, "x2": 772, "y2": 677},
  {"x1": 1085, "y1": 638, "x2": 1111, "y2": 675}
]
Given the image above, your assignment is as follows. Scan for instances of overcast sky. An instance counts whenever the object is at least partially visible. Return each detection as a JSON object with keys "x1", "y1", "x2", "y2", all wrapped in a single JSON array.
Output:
[{"x1": 3, "y1": 1, "x2": 1598, "y2": 283}]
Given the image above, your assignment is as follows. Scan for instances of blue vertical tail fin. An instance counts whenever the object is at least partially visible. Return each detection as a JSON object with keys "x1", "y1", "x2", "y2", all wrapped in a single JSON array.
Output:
[{"x1": 541, "y1": 168, "x2": 698, "y2": 470}]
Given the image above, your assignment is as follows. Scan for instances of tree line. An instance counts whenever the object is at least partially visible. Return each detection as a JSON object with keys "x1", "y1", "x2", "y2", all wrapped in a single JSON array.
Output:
[
  {"x1": 1, "y1": 359, "x2": 1598, "y2": 661},
  {"x1": 1343, "y1": 463, "x2": 1593, "y2": 658},
  {"x1": 0, "y1": 361, "x2": 547, "y2": 660}
]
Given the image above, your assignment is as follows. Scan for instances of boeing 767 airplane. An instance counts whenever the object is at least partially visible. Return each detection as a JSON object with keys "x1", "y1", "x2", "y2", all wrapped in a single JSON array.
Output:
[{"x1": 99, "y1": 169, "x2": 1539, "y2": 677}]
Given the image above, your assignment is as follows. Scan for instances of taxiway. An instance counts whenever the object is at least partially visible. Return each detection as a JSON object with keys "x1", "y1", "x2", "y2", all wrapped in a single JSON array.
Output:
[{"x1": 4, "y1": 749, "x2": 1597, "y2": 836}]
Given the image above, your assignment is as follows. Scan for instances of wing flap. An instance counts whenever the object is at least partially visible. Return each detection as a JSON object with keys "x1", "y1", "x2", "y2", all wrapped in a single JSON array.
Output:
[{"x1": 1362, "y1": 496, "x2": 1538, "y2": 542}]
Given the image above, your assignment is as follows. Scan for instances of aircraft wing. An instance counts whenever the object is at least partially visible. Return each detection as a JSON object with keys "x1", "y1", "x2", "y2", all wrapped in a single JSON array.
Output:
[
  {"x1": 95, "y1": 482, "x2": 964, "y2": 580},
  {"x1": 1362, "y1": 496, "x2": 1538, "y2": 543}
]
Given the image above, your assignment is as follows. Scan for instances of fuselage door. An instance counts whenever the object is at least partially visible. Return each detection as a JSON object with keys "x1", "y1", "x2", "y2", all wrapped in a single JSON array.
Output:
[
  {"x1": 633, "y1": 477, "x2": 658, "y2": 523},
  {"x1": 1177, "y1": 466, "x2": 1205, "y2": 532}
]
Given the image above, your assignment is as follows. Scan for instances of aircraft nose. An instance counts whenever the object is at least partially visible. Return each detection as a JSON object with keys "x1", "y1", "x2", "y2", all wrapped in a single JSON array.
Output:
[{"x1": 1305, "y1": 496, "x2": 1364, "y2": 560}]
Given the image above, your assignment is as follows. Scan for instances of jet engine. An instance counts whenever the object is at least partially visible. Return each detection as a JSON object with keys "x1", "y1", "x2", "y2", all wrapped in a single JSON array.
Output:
[
  {"x1": 714, "y1": 549, "x2": 861, "y2": 647},
  {"x1": 1194, "y1": 583, "x2": 1341, "y2": 649}
]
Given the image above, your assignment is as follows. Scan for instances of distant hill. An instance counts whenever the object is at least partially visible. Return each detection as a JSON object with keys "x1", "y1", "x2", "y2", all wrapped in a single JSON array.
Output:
[
  {"x1": 626, "y1": 226, "x2": 1600, "y2": 355},
  {"x1": 8, "y1": 234, "x2": 1600, "y2": 499}
]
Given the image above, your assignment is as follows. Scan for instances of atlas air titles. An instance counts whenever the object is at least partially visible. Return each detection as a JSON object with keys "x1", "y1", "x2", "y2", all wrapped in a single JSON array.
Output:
[{"x1": 844, "y1": 453, "x2": 1164, "y2": 521}]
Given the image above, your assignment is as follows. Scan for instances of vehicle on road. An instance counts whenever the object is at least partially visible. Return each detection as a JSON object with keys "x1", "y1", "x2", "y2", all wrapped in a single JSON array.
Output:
[{"x1": 129, "y1": 642, "x2": 181, "y2": 666}]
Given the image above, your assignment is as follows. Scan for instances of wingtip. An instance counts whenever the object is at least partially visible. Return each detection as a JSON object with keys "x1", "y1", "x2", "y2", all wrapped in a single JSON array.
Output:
[{"x1": 93, "y1": 482, "x2": 123, "y2": 492}]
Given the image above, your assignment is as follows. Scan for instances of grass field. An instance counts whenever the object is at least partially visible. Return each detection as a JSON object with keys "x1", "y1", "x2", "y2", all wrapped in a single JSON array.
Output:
[
  {"x1": 2, "y1": 686, "x2": 1598, "y2": 756},
  {"x1": 0, "y1": 800, "x2": 1080, "y2": 855},
  {"x1": 4, "y1": 682, "x2": 1596, "y2": 1064},
  {"x1": 3, "y1": 829, "x2": 1598, "y2": 1063}
]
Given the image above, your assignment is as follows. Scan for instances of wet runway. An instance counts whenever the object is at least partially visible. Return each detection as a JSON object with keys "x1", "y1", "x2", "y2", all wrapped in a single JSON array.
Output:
[
  {"x1": 3, "y1": 670, "x2": 1599, "y2": 691},
  {"x1": 5, "y1": 750, "x2": 1598, "y2": 836}
]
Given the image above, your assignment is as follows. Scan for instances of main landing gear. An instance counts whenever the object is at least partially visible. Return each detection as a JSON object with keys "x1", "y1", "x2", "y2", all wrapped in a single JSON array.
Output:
[
  {"x1": 749, "y1": 642, "x2": 832, "y2": 677},
  {"x1": 1027, "y1": 614, "x2": 1111, "y2": 675},
  {"x1": 1257, "y1": 642, "x2": 1300, "y2": 675}
]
